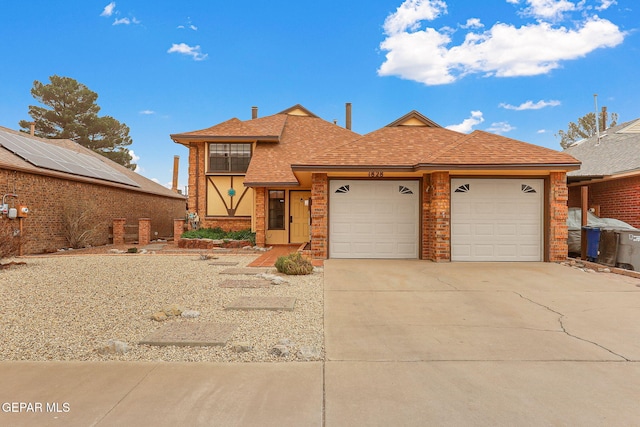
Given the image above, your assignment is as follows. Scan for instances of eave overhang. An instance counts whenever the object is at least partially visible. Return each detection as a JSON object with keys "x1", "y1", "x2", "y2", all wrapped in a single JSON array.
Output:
[
  {"x1": 171, "y1": 135, "x2": 280, "y2": 146},
  {"x1": 291, "y1": 163, "x2": 582, "y2": 172}
]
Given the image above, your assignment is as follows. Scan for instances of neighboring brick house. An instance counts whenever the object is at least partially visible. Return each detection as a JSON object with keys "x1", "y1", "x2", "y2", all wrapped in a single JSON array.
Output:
[
  {"x1": 0, "y1": 126, "x2": 186, "y2": 254},
  {"x1": 172, "y1": 104, "x2": 580, "y2": 262},
  {"x1": 564, "y1": 119, "x2": 640, "y2": 228}
]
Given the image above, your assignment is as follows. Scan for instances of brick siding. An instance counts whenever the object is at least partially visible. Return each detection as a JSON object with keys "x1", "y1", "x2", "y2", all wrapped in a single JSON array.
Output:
[
  {"x1": 568, "y1": 175, "x2": 640, "y2": 228},
  {"x1": 310, "y1": 173, "x2": 328, "y2": 259},
  {"x1": 0, "y1": 169, "x2": 185, "y2": 254},
  {"x1": 422, "y1": 172, "x2": 451, "y2": 262},
  {"x1": 548, "y1": 172, "x2": 569, "y2": 262}
]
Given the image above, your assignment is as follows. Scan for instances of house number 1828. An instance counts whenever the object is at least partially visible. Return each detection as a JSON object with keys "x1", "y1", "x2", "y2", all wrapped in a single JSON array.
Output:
[{"x1": 368, "y1": 171, "x2": 384, "y2": 178}]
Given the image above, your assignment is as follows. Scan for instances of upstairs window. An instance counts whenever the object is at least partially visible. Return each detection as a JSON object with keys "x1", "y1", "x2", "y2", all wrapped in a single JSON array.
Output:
[{"x1": 208, "y1": 143, "x2": 251, "y2": 173}]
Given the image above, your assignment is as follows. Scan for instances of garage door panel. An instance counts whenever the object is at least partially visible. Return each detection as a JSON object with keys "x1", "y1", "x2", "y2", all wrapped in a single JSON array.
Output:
[
  {"x1": 330, "y1": 180, "x2": 419, "y2": 259},
  {"x1": 452, "y1": 178, "x2": 543, "y2": 262}
]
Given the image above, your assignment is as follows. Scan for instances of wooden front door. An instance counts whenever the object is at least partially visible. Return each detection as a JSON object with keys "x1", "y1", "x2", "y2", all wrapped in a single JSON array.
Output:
[{"x1": 290, "y1": 191, "x2": 311, "y2": 243}]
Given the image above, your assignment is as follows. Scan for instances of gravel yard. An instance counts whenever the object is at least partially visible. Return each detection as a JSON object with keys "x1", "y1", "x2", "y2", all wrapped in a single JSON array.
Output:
[{"x1": 0, "y1": 253, "x2": 323, "y2": 362}]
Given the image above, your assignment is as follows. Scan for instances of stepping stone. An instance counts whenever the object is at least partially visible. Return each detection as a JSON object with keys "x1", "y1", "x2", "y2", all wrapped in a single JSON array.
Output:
[
  {"x1": 139, "y1": 322, "x2": 237, "y2": 347},
  {"x1": 219, "y1": 279, "x2": 271, "y2": 288},
  {"x1": 209, "y1": 261, "x2": 239, "y2": 266},
  {"x1": 220, "y1": 267, "x2": 268, "y2": 275},
  {"x1": 226, "y1": 296, "x2": 296, "y2": 311}
]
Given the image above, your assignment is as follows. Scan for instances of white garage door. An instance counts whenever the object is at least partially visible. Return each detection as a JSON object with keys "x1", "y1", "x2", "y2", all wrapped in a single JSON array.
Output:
[
  {"x1": 330, "y1": 180, "x2": 419, "y2": 259},
  {"x1": 451, "y1": 178, "x2": 543, "y2": 261}
]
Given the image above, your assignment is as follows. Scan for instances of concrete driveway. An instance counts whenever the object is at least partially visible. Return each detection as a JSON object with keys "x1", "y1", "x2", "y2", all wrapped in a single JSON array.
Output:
[{"x1": 324, "y1": 260, "x2": 640, "y2": 426}]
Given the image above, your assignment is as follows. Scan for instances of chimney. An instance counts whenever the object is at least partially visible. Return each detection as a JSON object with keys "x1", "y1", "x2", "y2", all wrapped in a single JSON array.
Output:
[
  {"x1": 252, "y1": 106, "x2": 258, "y2": 120},
  {"x1": 172, "y1": 155, "x2": 180, "y2": 193},
  {"x1": 345, "y1": 102, "x2": 352, "y2": 130},
  {"x1": 30, "y1": 122, "x2": 35, "y2": 136},
  {"x1": 601, "y1": 106, "x2": 607, "y2": 130}
]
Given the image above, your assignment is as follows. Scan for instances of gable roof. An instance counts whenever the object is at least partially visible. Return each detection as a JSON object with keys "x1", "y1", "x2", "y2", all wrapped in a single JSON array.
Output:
[
  {"x1": 564, "y1": 118, "x2": 640, "y2": 178},
  {"x1": 293, "y1": 112, "x2": 580, "y2": 171},
  {"x1": 171, "y1": 114, "x2": 288, "y2": 143},
  {"x1": 0, "y1": 126, "x2": 184, "y2": 199}
]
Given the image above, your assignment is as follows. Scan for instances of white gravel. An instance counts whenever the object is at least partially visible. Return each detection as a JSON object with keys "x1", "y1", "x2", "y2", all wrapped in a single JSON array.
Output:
[{"x1": 0, "y1": 254, "x2": 324, "y2": 362}]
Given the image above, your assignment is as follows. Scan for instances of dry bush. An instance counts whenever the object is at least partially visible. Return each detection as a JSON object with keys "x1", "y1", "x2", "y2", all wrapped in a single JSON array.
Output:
[
  {"x1": 62, "y1": 202, "x2": 102, "y2": 249},
  {"x1": 275, "y1": 252, "x2": 314, "y2": 275},
  {"x1": 0, "y1": 219, "x2": 20, "y2": 261}
]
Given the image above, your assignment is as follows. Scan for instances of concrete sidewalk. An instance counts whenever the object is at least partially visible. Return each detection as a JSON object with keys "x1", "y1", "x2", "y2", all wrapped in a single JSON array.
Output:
[
  {"x1": 2, "y1": 261, "x2": 640, "y2": 426},
  {"x1": 0, "y1": 362, "x2": 322, "y2": 426}
]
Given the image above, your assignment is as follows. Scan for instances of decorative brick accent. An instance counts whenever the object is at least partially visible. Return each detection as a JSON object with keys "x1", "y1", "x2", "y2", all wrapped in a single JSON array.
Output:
[
  {"x1": 568, "y1": 175, "x2": 640, "y2": 229},
  {"x1": 422, "y1": 172, "x2": 450, "y2": 262},
  {"x1": 310, "y1": 173, "x2": 328, "y2": 259},
  {"x1": 254, "y1": 187, "x2": 266, "y2": 247},
  {"x1": 548, "y1": 171, "x2": 569, "y2": 262},
  {"x1": 138, "y1": 218, "x2": 151, "y2": 246},
  {"x1": 112, "y1": 218, "x2": 126, "y2": 245}
]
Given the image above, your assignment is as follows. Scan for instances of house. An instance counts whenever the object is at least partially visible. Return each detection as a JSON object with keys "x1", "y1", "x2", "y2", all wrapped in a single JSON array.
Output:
[
  {"x1": 564, "y1": 119, "x2": 640, "y2": 228},
  {"x1": 172, "y1": 104, "x2": 580, "y2": 262},
  {"x1": 0, "y1": 126, "x2": 186, "y2": 254}
]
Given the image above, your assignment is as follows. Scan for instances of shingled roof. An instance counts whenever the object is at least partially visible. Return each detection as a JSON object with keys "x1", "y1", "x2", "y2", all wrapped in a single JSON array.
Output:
[
  {"x1": 293, "y1": 111, "x2": 580, "y2": 171},
  {"x1": 564, "y1": 118, "x2": 640, "y2": 179},
  {"x1": 0, "y1": 126, "x2": 184, "y2": 199}
]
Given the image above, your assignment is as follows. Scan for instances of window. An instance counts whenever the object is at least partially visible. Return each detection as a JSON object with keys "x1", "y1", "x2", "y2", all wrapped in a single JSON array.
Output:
[
  {"x1": 208, "y1": 143, "x2": 251, "y2": 173},
  {"x1": 268, "y1": 190, "x2": 285, "y2": 229}
]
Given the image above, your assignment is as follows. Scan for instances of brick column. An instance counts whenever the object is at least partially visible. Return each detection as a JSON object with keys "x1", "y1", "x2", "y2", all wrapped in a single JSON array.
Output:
[
  {"x1": 311, "y1": 173, "x2": 328, "y2": 259},
  {"x1": 138, "y1": 218, "x2": 151, "y2": 246},
  {"x1": 254, "y1": 187, "x2": 266, "y2": 247},
  {"x1": 113, "y1": 218, "x2": 126, "y2": 245},
  {"x1": 423, "y1": 172, "x2": 450, "y2": 262},
  {"x1": 173, "y1": 218, "x2": 186, "y2": 242},
  {"x1": 549, "y1": 172, "x2": 569, "y2": 262}
]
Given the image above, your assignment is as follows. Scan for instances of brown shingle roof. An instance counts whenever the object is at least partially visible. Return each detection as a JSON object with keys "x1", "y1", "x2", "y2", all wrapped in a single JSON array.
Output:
[
  {"x1": 171, "y1": 115, "x2": 288, "y2": 142},
  {"x1": 244, "y1": 114, "x2": 361, "y2": 185},
  {"x1": 293, "y1": 117, "x2": 580, "y2": 171}
]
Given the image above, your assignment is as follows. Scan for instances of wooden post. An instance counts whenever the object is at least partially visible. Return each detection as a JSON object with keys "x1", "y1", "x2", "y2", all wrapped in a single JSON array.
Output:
[{"x1": 580, "y1": 186, "x2": 588, "y2": 259}]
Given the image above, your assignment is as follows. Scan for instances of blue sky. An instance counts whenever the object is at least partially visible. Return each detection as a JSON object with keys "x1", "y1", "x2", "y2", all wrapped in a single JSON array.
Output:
[{"x1": 0, "y1": 0, "x2": 637, "y2": 190}]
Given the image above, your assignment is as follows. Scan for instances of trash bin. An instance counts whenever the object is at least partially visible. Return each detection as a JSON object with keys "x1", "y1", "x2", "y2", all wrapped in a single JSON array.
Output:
[
  {"x1": 597, "y1": 228, "x2": 619, "y2": 267},
  {"x1": 582, "y1": 226, "x2": 601, "y2": 261},
  {"x1": 616, "y1": 230, "x2": 640, "y2": 272}
]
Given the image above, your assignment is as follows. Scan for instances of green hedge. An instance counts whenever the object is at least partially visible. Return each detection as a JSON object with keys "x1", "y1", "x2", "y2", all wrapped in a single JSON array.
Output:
[{"x1": 181, "y1": 227, "x2": 256, "y2": 245}]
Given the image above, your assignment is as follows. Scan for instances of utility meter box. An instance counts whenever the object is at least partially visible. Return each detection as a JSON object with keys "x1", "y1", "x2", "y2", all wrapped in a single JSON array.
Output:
[{"x1": 17, "y1": 205, "x2": 28, "y2": 217}]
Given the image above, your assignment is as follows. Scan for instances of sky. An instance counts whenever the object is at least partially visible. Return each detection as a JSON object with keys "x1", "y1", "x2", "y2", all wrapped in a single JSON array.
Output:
[{"x1": 0, "y1": 0, "x2": 637, "y2": 191}]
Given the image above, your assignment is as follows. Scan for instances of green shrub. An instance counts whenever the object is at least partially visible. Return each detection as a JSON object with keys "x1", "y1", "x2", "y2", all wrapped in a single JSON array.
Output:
[
  {"x1": 181, "y1": 228, "x2": 256, "y2": 245},
  {"x1": 274, "y1": 252, "x2": 314, "y2": 275}
]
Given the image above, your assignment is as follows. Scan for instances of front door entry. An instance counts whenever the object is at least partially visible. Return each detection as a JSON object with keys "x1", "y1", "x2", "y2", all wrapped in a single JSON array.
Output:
[{"x1": 290, "y1": 191, "x2": 311, "y2": 243}]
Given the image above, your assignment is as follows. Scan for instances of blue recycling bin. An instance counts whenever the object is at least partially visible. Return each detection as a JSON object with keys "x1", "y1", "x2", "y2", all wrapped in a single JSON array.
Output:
[{"x1": 582, "y1": 226, "x2": 601, "y2": 261}]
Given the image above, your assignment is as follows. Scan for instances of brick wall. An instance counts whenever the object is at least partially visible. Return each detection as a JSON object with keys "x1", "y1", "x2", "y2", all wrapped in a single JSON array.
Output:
[
  {"x1": 422, "y1": 172, "x2": 450, "y2": 262},
  {"x1": 310, "y1": 173, "x2": 328, "y2": 259},
  {"x1": 255, "y1": 187, "x2": 266, "y2": 247},
  {"x1": 0, "y1": 169, "x2": 185, "y2": 254},
  {"x1": 548, "y1": 172, "x2": 569, "y2": 262},
  {"x1": 198, "y1": 217, "x2": 251, "y2": 231},
  {"x1": 568, "y1": 175, "x2": 640, "y2": 228}
]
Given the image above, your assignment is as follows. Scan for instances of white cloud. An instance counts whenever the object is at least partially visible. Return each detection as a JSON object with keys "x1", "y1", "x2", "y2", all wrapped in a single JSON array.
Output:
[
  {"x1": 378, "y1": 1, "x2": 626, "y2": 85},
  {"x1": 139, "y1": 110, "x2": 156, "y2": 115},
  {"x1": 520, "y1": 0, "x2": 576, "y2": 21},
  {"x1": 537, "y1": 129, "x2": 548, "y2": 133},
  {"x1": 596, "y1": 0, "x2": 617, "y2": 11},
  {"x1": 167, "y1": 43, "x2": 208, "y2": 61},
  {"x1": 462, "y1": 18, "x2": 484, "y2": 29},
  {"x1": 486, "y1": 121, "x2": 516, "y2": 134},
  {"x1": 177, "y1": 18, "x2": 198, "y2": 31},
  {"x1": 500, "y1": 99, "x2": 561, "y2": 110},
  {"x1": 446, "y1": 110, "x2": 484, "y2": 133},
  {"x1": 129, "y1": 150, "x2": 141, "y2": 171},
  {"x1": 101, "y1": 2, "x2": 116, "y2": 17},
  {"x1": 383, "y1": 0, "x2": 448, "y2": 35}
]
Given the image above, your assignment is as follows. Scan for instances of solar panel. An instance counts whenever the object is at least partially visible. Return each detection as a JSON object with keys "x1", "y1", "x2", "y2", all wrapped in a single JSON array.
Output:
[{"x1": 0, "y1": 130, "x2": 140, "y2": 187}]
